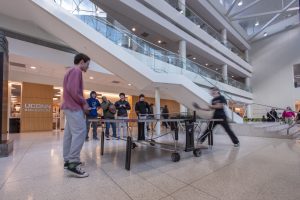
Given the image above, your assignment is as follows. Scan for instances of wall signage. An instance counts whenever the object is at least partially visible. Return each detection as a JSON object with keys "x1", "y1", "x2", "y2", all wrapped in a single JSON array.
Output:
[{"x1": 23, "y1": 104, "x2": 52, "y2": 112}]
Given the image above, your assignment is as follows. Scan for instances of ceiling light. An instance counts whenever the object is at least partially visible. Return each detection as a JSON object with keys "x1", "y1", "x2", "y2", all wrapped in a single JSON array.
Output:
[
  {"x1": 205, "y1": 63, "x2": 208, "y2": 66},
  {"x1": 232, "y1": 75, "x2": 234, "y2": 78},
  {"x1": 30, "y1": 66, "x2": 36, "y2": 69},
  {"x1": 89, "y1": 76, "x2": 94, "y2": 80},
  {"x1": 255, "y1": 21, "x2": 259, "y2": 26},
  {"x1": 193, "y1": 57, "x2": 196, "y2": 60},
  {"x1": 238, "y1": 1, "x2": 243, "y2": 6},
  {"x1": 131, "y1": 27, "x2": 136, "y2": 32},
  {"x1": 179, "y1": 10, "x2": 184, "y2": 14},
  {"x1": 216, "y1": 68, "x2": 219, "y2": 70},
  {"x1": 158, "y1": 40, "x2": 162, "y2": 44},
  {"x1": 128, "y1": 83, "x2": 132, "y2": 86},
  {"x1": 55, "y1": 94, "x2": 61, "y2": 97},
  {"x1": 263, "y1": 32, "x2": 268, "y2": 37},
  {"x1": 53, "y1": 97, "x2": 58, "y2": 101}
]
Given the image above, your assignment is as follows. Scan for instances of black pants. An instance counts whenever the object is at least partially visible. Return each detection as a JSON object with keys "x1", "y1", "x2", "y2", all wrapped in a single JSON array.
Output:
[
  {"x1": 138, "y1": 122, "x2": 145, "y2": 140},
  {"x1": 200, "y1": 116, "x2": 239, "y2": 144}
]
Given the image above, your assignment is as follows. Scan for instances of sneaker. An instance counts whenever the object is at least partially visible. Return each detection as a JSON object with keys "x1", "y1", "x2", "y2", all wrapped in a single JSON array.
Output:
[
  {"x1": 233, "y1": 143, "x2": 240, "y2": 147},
  {"x1": 66, "y1": 163, "x2": 89, "y2": 178},
  {"x1": 64, "y1": 161, "x2": 84, "y2": 169},
  {"x1": 64, "y1": 161, "x2": 69, "y2": 169}
]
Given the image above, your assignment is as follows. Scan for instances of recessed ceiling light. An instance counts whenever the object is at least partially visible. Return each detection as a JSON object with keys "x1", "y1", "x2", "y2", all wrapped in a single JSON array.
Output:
[
  {"x1": 232, "y1": 75, "x2": 234, "y2": 78},
  {"x1": 263, "y1": 32, "x2": 268, "y2": 37},
  {"x1": 128, "y1": 83, "x2": 132, "y2": 86},
  {"x1": 238, "y1": 1, "x2": 243, "y2": 6},
  {"x1": 30, "y1": 66, "x2": 36, "y2": 69},
  {"x1": 89, "y1": 76, "x2": 94, "y2": 80},
  {"x1": 205, "y1": 63, "x2": 209, "y2": 66},
  {"x1": 255, "y1": 21, "x2": 259, "y2": 26},
  {"x1": 216, "y1": 68, "x2": 219, "y2": 70},
  {"x1": 193, "y1": 57, "x2": 196, "y2": 60},
  {"x1": 179, "y1": 10, "x2": 184, "y2": 14},
  {"x1": 132, "y1": 27, "x2": 136, "y2": 32},
  {"x1": 158, "y1": 40, "x2": 162, "y2": 44}
]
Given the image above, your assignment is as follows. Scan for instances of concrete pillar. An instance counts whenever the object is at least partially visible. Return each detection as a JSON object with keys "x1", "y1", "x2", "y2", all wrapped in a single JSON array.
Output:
[
  {"x1": 0, "y1": 31, "x2": 13, "y2": 157},
  {"x1": 59, "y1": 88, "x2": 65, "y2": 130},
  {"x1": 245, "y1": 49, "x2": 250, "y2": 62},
  {"x1": 222, "y1": 64, "x2": 228, "y2": 83},
  {"x1": 245, "y1": 77, "x2": 251, "y2": 91},
  {"x1": 180, "y1": 104, "x2": 187, "y2": 115},
  {"x1": 178, "y1": 0, "x2": 186, "y2": 15},
  {"x1": 179, "y1": 40, "x2": 186, "y2": 70},
  {"x1": 155, "y1": 88, "x2": 161, "y2": 135},
  {"x1": 246, "y1": 104, "x2": 252, "y2": 118},
  {"x1": 221, "y1": 29, "x2": 227, "y2": 46}
]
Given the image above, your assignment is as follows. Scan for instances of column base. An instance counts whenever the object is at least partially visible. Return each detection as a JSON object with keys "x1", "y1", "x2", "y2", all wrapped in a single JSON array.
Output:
[{"x1": 0, "y1": 140, "x2": 14, "y2": 157}]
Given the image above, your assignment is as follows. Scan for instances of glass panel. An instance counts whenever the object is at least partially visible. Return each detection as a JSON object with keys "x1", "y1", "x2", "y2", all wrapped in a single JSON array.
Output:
[{"x1": 52, "y1": 0, "x2": 250, "y2": 94}]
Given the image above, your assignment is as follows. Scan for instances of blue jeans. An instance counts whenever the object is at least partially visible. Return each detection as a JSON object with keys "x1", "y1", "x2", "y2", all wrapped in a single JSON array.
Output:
[
  {"x1": 86, "y1": 116, "x2": 98, "y2": 139},
  {"x1": 105, "y1": 122, "x2": 116, "y2": 137}
]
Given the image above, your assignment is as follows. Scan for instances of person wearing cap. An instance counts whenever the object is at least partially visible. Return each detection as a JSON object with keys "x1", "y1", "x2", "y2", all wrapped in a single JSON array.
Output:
[
  {"x1": 198, "y1": 87, "x2": 240, "y2": 147},
  {"x1": 115, "y1": 93, "x2": 131, "y2": 138},
  {"x1": 85, "y1": 91, "x2": 101, "y2": 141},
  {"x1": 135, "y1": 94, "x2": 150, "y2": 140}
]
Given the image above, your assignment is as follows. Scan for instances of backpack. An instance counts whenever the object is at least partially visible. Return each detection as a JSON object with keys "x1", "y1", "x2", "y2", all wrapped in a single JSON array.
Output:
[{"x1": 108, "y1": 103, "x2": 116, "y2": 114}]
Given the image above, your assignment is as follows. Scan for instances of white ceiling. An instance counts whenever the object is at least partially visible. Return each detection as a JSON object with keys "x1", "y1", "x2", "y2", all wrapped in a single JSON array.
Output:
[{"x1": 215, "y1": 0, "x2": 300, "y2": 41}]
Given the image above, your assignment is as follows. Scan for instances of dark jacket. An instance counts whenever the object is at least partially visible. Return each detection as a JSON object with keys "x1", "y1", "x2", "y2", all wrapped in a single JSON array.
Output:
[
  {"x1": 115, "y1": 100, "x2": 131, "y2": 117},
  {"x1": 101, "y1": 101, "x2": 115, "y2": 119},
  {"x1": 162, "y1": 107, "x2": 169, "y2": 119},
  {"x1": 135, "y1": 101, "x2": 150, "y2": 117}
]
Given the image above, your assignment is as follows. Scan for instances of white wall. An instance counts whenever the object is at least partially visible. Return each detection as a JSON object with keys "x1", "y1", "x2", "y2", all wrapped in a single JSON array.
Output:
[{"x1": 250, "y1": 26, "x2": 300, "y2": 116}]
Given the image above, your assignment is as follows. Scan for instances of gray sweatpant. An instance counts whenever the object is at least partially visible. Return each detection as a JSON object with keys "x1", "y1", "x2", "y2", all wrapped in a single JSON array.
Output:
[{"x1": 63, "y1": 109, "x2": 86, "y2": 163}]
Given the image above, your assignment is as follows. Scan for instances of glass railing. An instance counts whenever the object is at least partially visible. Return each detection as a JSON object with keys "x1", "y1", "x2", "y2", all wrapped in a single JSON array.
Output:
[
  {"x1": 164, "y1": 0, "x2": 246, "y2": 62},
  {"x1": 52, "y1": 0, "x2": 250, "y2": 92}
]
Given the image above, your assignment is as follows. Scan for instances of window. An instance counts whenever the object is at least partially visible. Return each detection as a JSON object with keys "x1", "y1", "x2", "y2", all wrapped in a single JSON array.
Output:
[{"x1": 293, "y1": 64, "x2": 300, "y2": 88}]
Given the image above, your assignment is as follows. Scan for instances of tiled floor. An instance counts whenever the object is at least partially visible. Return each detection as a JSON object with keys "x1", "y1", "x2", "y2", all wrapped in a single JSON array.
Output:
[{"x1": 0, "y1": 130, "x2": 300, "y2": 200}]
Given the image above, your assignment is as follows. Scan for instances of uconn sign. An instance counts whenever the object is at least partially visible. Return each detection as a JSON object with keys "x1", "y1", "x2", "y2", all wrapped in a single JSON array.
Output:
[{"x1": 24, "y1": 104, "x2": 52, "y2": 112}]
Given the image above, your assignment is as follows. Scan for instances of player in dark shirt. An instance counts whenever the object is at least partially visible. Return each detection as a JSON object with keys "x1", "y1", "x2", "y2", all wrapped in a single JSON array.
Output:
[
  {"x1": 198, "y1": 87, "x2": 240, "y2": 147},
  {"x1": 135, "y1": 94, "x2": 150, "y2": 140}
]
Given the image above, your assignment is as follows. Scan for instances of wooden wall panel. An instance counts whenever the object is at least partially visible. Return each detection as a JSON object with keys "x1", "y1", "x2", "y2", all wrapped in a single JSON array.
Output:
[{"x1": 21, "y1": 82, "x2": 53, "y2": 132}]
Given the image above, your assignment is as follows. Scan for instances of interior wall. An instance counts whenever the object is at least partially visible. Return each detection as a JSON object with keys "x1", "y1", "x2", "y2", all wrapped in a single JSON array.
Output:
[
  {"x1": 250, "y1": 26, "x2": 300, "y2": 116},
  {"x1": 21, "y1": 82, "x2": 53, "y2": 132}
]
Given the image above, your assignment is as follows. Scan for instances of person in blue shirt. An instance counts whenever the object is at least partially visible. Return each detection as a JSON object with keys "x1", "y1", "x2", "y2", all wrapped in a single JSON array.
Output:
[{"x1": 85, "y1": 91, "x2": 101, "y2": 141}]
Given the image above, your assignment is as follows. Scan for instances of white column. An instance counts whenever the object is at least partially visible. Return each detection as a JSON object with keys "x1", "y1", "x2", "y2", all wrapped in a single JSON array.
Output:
[
  {"x1": 178, "y1": 0, "x2": 186, "y2": 15},
  {"x1": 245, "y1": 77, "x2": 251, "y2": 91},
  {"x1": 245, "y1": 49, "x2": 250, "y2": 62},
  {"x1": 222, "y1": 64, "x2": 228, "y2": 83},
  {"x1": 179, "y1": 40, "x2": 186, "y2": 70},
  {"x1": 221, "y1": 29, "x2": 227, "y2": 46},
  {"x1": 246, "y1": 105, "x2": 252, "y2": 118},
  {"x1": 155, "y1": 88, "x2": 161, "y2": 135},
  {"x1": 59, "y1": 88, "x2": 65, "y2": 130},
  {"x1": 180, "y1": 104, "x2": 187, "y2": 114}
]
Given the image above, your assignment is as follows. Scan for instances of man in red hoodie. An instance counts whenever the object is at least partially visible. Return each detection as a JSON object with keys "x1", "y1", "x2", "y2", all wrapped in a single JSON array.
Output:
[{"x1": 61, "y1": 53, "x2": 90, "y2": 178}]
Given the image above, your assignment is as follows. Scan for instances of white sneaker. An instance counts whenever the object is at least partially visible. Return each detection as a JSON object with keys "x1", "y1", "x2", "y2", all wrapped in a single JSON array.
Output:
[
  {"x1": 233, "y1": 143, "x2": 240, "y2": 147},
  {"x1": 66, "y1": 163, "x2": 89, "y2": 178}
]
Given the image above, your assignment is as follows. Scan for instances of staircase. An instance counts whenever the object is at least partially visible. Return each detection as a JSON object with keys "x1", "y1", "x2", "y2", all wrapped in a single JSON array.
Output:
[{"x1": 28, "y1": 0, "x2": 245, "y2": 122}]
